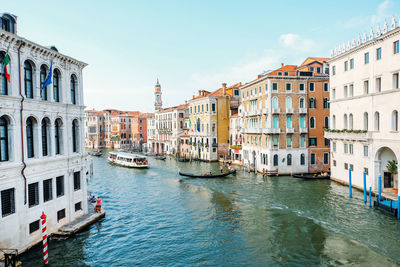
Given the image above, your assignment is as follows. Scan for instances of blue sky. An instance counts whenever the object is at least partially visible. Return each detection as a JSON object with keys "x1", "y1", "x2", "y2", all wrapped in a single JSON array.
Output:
[{"x1": 3, "y1": 0, "x2": 399, "y2": 112}]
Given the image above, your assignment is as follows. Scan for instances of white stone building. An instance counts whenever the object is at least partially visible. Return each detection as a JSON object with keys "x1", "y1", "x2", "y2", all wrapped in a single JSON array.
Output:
[
  {"x1": 0, "y1": 13, "x2": 89, "y2": 253},
  {"x1": 326, "y1": 17, "x2": 400, "y2": 195}
]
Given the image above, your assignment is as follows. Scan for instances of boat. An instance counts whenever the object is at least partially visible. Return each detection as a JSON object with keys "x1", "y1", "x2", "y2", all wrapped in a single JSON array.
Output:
[
  {"x1": 155, "y1": 156, "x2": 166, "y2": 160},
  {"x1": 292, "y1": 173, "x2": 330, "y2": 180},
  {"x1": 144, "y1": 152, "x2": 157, "y2": 157},
  {"x1": 89, "y1": 151, "x2": 102, "y2": 157},
  {"x1": 178, "y1": 158, "x2": 190, "y2": 162},
  {"x1": 179, "y1": 169, "x2": 236, "y2": 178},
  {"x1": 108, "y1": 152, "x2": 148, "y2": 168}
]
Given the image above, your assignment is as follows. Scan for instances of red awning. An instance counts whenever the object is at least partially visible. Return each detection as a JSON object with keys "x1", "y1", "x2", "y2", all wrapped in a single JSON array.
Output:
[{"x1": 234, "y1": 137, "x2": 242, "y2": 142}]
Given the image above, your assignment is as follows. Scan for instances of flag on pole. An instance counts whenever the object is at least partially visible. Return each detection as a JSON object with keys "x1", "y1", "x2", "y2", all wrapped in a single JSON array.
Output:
[
  {"x1": 3, "y1": 42, "x2": 11, "y2": 82},
  {"x1": 42, "y1": 59, "x2": 53, "y2": 89}
]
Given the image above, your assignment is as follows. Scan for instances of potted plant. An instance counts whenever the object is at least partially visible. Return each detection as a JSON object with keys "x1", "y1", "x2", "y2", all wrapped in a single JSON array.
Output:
[{"x1": 387, "y1": 160, "x2": 398, "y2": 193}]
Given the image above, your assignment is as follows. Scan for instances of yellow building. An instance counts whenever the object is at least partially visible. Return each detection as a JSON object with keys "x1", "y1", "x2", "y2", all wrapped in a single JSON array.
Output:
[{"x1": 188, "y1": 83, "x2": 241, "y2": 161}]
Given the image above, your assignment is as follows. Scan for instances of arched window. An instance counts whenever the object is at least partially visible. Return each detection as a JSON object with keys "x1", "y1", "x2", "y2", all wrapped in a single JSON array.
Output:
[
  {"x1": 286, "y1": 116, "x2": 292, "y2": 128},
  {"x1": 41, "y1": 118, "x2": 49, "y2": 156},
  {"x1": 0, "y1": 116, "x2": 9, "y2": 161},
  {"x1": 349, "y1": 114, "x2": 353, "y2": 130},
  {"x1": 55, "y1": 118, "x2": 62, "y2": 155},
  {"x1": 286, "y1": 97, "x2": 292, "y2": 108},
  {"x1": 310, "y1": 117, "x2": 315, "y2": 128},
  {"x1": 0, "y1": 52, "x2": 9, "y2": 95},
  {"x1": 374, "y1": 112, "x2": 380, "y2": 131},
  {"x1": 26, "y1": 117, "x2": 36, "y2": 158},
  {"x1": 299, "y1": 97, "x2": 305, "y2": 108},
  {"x1": 53, "y1": 69, "x2": 60, "y2": 102},
  {"x1": 24, "y1": 61, "x2": 33, "y2": 99},
  {"x1": 309, "y1": 98, "x2": 316, "y2": 108},
  {"x1": 272, "y1": 97, "x2": 278, "y2": 109},
  {"x1": 273, "y1": 154, "x2": 278, "y2": 166},
  {"x1": 273, "y1": 116, "x2": 279, "y2": 128},
  {"x1": 343, "y1": 114, "x2": 348, "y2": 130},
  {"x1": 324, "y1": 116, "x2": 329, "y2": 128},
  {"x1": 72, "y1": 119, "x2": 78, "y2": 153},
  {"x1": 392, "y1": 110, "x2": 398, "y2": 131},
  {"x1": 300, "y1": 154, "x2": 305, "y2": 165},
  {"x1": 40, "y1": 65, "x2": 48, "y2": 100},
  {"x1": 300, "y1": 116, "x2": 305, "y2": 128},
  {"x1": 71, "y1": 75, "x2": 77, "y2": 105},
  {"x1": 285, "y1": 154, "x2": 291, "y2": 166},
  {"x1": 332, "y1": 115, "x2": 336, "y2": 129},
  {"x1": 363, "y1": 112, "x2": 368, "y2": 130}
]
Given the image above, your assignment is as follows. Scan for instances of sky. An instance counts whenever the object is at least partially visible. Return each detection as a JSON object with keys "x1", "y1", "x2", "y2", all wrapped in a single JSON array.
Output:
[{"x1": 3, "y1": 0, "x2": 400, "y2": 112}]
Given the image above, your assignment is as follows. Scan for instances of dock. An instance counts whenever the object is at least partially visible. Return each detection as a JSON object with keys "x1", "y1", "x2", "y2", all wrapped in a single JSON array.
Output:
[{"x1": 52, "y1": 202, "x2": 105, "y2": 240}]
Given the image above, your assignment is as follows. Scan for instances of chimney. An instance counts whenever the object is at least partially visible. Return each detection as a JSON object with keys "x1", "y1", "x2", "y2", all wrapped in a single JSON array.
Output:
[
  {"x1": 222, "y1": 83, "x2": 227, "y2": 96},
  {"x1": 281, "y1": 63, "x2": 284, "y2": 68},
  {"x1": 192, "y1": 95, "x2": 195, "y2": 99},
  {"x1": 198, "y1": 90, "x2": 202, "y2": 96}
]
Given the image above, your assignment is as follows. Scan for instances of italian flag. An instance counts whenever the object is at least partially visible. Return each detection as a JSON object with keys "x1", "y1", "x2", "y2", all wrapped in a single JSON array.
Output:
[{"x1": 3, "y1": 43, "x2": 10, "y2": 82}]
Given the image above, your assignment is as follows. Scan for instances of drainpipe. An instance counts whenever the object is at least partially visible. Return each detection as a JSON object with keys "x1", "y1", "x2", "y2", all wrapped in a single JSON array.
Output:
[{"x1": 18, "y1": 40, "x2": 27, "y2": 204}]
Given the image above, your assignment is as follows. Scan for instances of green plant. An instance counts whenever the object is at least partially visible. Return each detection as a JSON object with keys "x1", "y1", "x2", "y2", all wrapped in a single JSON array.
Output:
[{"x1": 387, "y1": 160, "x2": 398, "y2": 174}]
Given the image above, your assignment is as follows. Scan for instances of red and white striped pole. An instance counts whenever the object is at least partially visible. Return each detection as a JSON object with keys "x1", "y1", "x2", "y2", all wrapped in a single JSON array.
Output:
[{"x1": 40, "y1": 212, "x2": 49, "y2": 265}]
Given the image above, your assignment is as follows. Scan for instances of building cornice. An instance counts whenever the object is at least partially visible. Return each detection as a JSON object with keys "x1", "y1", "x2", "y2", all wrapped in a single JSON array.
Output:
[
  {"x1": 240, "y1": 75, "x2": 328, "y2": 90},
  {"x1": 330, "y1": 88, "x2": 400, "y2": 103}
]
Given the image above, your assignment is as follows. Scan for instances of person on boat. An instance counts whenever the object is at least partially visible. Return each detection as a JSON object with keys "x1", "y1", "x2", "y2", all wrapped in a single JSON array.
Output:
[
  {"x1": 262, "y1": 168, "x2": 266, "y2": 177},
  {"x1": 220, "y1": 166, "x2": 223, "y2": 173},
  {"x1": 95, "y1": 197, "x2": 102, "y2": 213}
]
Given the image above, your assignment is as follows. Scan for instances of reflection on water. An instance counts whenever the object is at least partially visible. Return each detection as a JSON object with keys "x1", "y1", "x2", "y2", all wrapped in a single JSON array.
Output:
[{"x1": 20, "y1": 154, "x2": 400, "y2": 266}]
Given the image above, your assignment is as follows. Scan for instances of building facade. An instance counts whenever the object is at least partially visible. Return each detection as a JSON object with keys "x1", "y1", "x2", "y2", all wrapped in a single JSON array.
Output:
[
  {"x1": 326, "y1": 18, "x2": 400, "y2": 194},
  {"x1": 0, "y1": 13, "x2": 89, "y2": 252}
]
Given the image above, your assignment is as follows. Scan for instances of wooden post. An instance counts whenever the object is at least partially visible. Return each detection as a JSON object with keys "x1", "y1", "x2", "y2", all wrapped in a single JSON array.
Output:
[
  {"x1": 349, "y1": 168, "x2": 352, "y2": 198},
  {"x1": 363, "y1": 171, "x2": 367, "y2": 203}
]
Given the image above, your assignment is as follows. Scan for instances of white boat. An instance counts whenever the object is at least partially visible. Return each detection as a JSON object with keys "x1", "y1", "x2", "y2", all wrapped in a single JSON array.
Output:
[{"x1": 108, "y1": 152, "x2": 148, "y2": 168}]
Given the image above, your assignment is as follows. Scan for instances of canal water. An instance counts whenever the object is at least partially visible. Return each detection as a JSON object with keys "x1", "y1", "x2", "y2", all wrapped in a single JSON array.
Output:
[{"x1": 20, "y1": 154, "x2": 400, "y2": 266}]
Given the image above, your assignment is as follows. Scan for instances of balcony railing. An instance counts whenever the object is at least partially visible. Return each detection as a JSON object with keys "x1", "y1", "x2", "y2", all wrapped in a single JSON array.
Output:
[
  {"x1": 262, "y1": 128, "x2": 281, "y2": 134},
  {"x1": 299, "y1": 108, "x2": 307, "y2": 114},
  {"x1": 299, "y1": 127, "x2": 308, "y2": 133},
  {"x1": 286, "y1": 107, "x2": 294, "y2": 114},
  {"x1": 272, "y1": 108, "x2": 280, "y2": 114},
  {"x1": 286, "y1": 128, "x2": 294, "y2": 134}
]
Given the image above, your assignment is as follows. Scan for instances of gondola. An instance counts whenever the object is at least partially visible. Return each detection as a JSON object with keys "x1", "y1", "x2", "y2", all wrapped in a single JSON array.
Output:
[
  {"x1": 178, "y1": 158, "x2": 190, "y2": 162},
  {"x1": 89, "y1": 151, "x2": 103, "y2": 157},
  {"x1": 292, "y1": 173, "x2": 330, "y2": 180},
  {"x1": 155, "y1": 156, "x2": 166, "y2": 160},
  {"x1": 179, "y1": 169, "x2": 236, "y2": 178}
]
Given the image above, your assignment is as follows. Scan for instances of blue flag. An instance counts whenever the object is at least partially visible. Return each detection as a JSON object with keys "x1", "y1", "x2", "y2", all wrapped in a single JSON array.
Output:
[{"x1": 42, "y1": 59, "x2": 53, "y2": 89}]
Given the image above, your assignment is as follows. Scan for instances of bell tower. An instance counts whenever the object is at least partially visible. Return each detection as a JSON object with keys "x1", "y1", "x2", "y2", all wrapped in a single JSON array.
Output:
[{"x1": 154, "y1": 78, "x2": 162, "y2": 111}]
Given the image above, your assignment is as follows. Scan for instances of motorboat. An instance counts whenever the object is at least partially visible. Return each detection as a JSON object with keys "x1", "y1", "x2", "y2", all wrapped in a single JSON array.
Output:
[{"x1": 108, "y1": 152, "x2": 148, "y2": 168}]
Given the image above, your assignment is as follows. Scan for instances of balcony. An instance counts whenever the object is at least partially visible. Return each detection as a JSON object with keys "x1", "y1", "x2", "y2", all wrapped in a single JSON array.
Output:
[
  {"x1": 263, "y1": 128, "x2": 281, "y2": 134},
  {"x1": 299, "y1": 108, "x2": 307, "y2": 114},
  {"x1": 262, "y1": 108, "x2": 268, "y2": 114},
  {"x1": 324, "y1": 129, "x2": 371, "y2": 141},
  {"x1": 242, "y1": 128, "x2": 262, "y2": 134},
  {"x1": 272, "y1": 108, "x2": 280, "y2": 114},
  {"x1": 299, "y1": 127, "x2": 308, "y2": 133},
  {"x1": 286, "y1": 107, "x2": 294, "y2": 114},
  {"x1": 286, "y1": 128, "x2": 294, "y2": 134}
]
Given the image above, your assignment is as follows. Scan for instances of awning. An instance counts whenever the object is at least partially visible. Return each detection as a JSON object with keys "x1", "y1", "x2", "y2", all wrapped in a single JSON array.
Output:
[{"x1": 234, "y1": 137, "x2": 242, "y2": 142}]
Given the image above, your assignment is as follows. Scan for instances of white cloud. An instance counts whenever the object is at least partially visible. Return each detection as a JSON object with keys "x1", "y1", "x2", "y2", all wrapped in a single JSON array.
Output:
[
  {"x1": 371, "y1": 0, "x2": 391, "y2": 25},
  {"x1": 279, "y1": 33, "x2": 316, "y2": 52}
]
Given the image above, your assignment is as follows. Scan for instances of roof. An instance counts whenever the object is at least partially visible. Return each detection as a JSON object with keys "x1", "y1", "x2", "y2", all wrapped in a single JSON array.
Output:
[
  {"x1": 158, "y1": 103, "x2": 189, "y2": 112},
  {"x1": 298, "y1": 57, "x2": 329, "y2": 67},
  {"x1": 267, "y1": 65, "x2": 298, "y2": 76}
]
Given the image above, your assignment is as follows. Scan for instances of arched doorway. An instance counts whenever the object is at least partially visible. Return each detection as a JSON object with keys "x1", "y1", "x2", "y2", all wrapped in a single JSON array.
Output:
[{"x1": 375, "y1": 147, "x2": 398, "y2": 191}]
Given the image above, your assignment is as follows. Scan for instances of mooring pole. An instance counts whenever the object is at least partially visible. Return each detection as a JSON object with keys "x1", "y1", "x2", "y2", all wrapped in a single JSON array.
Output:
[
  {"x1": 397, "y1": 195, "x2": 400, "y2": 220},
  {"x1": 40, "y1": 212, "x2": 49, "y2": 265},
  {"x1": 349, "y1": 168, "x2": 352, "y2": 198},
  {"x1": 378, "y1": 175, "x2": 382, "y2": 203},
  {"x1": 363, "y1": 171, "x2": 367, "y2": 203},
  {"x1": 369, "y1": 186, "x2": 372, "y2": 207}
]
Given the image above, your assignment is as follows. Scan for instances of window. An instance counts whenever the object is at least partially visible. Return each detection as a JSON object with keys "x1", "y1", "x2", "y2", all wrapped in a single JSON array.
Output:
[
  {"x1": 309, "y1": 98, "x2": 316, "y2": 108},
  {"x1": 376, "y1": 77, "x2": 382, "y2": 92},
  {"x1": 29, "y1": 220, "x2": 40, "y2": 234},
  {"x1": 53, "y1": 69, "x2": 60, "y2": 102},
  {"x1": 0, "y1": 116, "x2": 9, "y2": 162},
  {"x1": 272, "y1": 97, "x2": 278, "y2": 109},
  {"x1": 287, "y1": 154, "x2": 292, "y2": 165},
  {"x1": 310, "y1": 117, "x2": 315, "y2": 128},
  {"x1": 344, "y1": 143, "x2": 348, "y2": 153},
  {"x1": 316, "y1": 67, "x2": 321, "y2": 74},
  {"x1": 284, "y1": 72, "x2": 288, "y2": 76},
  {"x1": 349, "y1": 84, "x2": 353, "y2": 97},
  {"x1": 26, "y1": 117, "x2": 35, "y2": 158},
  {"x1": 349, "y1": 114, "x2": 353, "y2": 130},
  {"x1": 323, "y1": 153, "x2": 329, "y2": 165},
  {"x1": 350, "y1": 58, "x2": 354, "y2": 69},
  {"x1": 343, "y1": 86, "x2": 348, "y2": 98},
  {"x1": 286, "y1": 97, "x2": 292, "y2": 108},
  {"x1": 75, "y1": 202, "x2": 82, "y2": 211},
  {"x1": 278, "y1": 72, "x2": 282, "y2": 76},
  {"x1": 286, "y1": 83, "x2": 291, "y2": 91},
  {"x1": 73, "y1": 171, "x2": 81, "y2": 191},
  {"x1": 309, "y1": 82, "x2": 315, "y2": 92},
  {"x1": 395, "y1": 40, "x2": 400, "y2": 54},
  {"x1": 350, "y1": 164, "x2": 354, "y2": 171},
  {"x1": 273, "y1": 137, "x2": 278, "y2": 148},
  {"x1": 310, "y1": 67, "x2": 314, "y2": 72},
  {"x1": 272, "y1": 83, "x2": 278, "y2": 91},
  {"x1": 300, "y1": 136, "x2": 306, "y2": 148},
  {"x1": 344, "y1": 163, "x2": 349, "y2": 170},
  {"x1": 57, "y1": 209, "x2": 66, "y2": 221},
  {"x1": 71, "y1": 75, "x2": 77, "y2": 104},
  {"x1": 286, "y1": 136, "x2": 292, "y2": 148},
  {"x1": 24, "y1": 61, "x2": 34, "y2": 99},
  {"x1": 297, "y1": 83, "x2": 304, "y2": 92},
  {"x1": 309, "y1": 137, "x2": 317, "y2": 146},
  {"x1": 364, "y1": 168, "x2": 369, "y2": 175},
  {"x1": 393, "y1": 73, "x2": 399, "y2": 89},
  {"x1": 212, "y1": 103, "x2": 216, "y2": 112},
  {"x1": 324, "y1": 83, "x2": 329, "y2": 92},
  {"x1": 374, "y1": 112, "x2": 380, "y2": 131},
  {"x1": 41, "y1": 119, "x2": 49, "y2": 156},
  {"x1": 364, "y1": 52, "x2": 369, "y2": 64},
  {"x1": 300, "y1": 154, "x2": 305, "y2": 165},
  {"x1": 272, "y1": 116, "x2": 279, "y2": 129},
  {"x1": 72, "y1": 119, "x2": 78, "y2": 153},
  {"x1": 310, "y1": 153, "x2": 316, "y2": 165},
  {"x1": 376, "y1": 47, "x2": 382, "y2": 60},
  {"x1": 56, "y1": 176, "x2": 64, "y2": 197},
  {"x1": 332, "y1": 66, "x2": 336, "y2": 75},
  {"x1": 325, "y1": 138, "x2": 330, "y2": 146},
  {"x1": 0, "y1": 52, "x2": 8, "y2": 95},
  {"x1": 363, "y1": 112, "x2": 369, "y2": 130},
  {"x1": 324, "y1": 116, "x2": 329, "y2": 128},
  {"x1": 1, "y1": 188, "x2": 15, "y2": 217},
  {"x1": 344, "y1": 61, "x2": 348, "y2": 71},
  {"x1": 364, "y1": 80, "x2": 369, "y2": 94},
  {"x1": 28, "y1": 182, "x2": 39, "y2": 208},
  {"x1": 43, "y1": 178, "x2": 53, "y2": 202},
  {"x1": 349, "y1": 144, "x2": 353, "y2": 154},
  {"x1": 344, "y1": 114, "x2": 348, "y2": 129},
  {"x1": 364, "y1": 145, "x2": 369, "y2": 157},
  {"x1": 323, "y1": 98, "x2": 329, "y2": 109},
  {"x1": 55, "y1": 119, "x2": 61, "y2": 155},
  {"x1": 273, "y1": 155, "x2": 278, "y2": 166},
  {"x1": 332, "y1": 89, "x2": 336, "y2": 100},
  {"x1": 299, "y1": 98, "x2": 305, "y2": 108},
  {"x1": 333, "y1": 160, "x2": 336, "y2": 167},
  {"x1": 40, "y1": 65, "x2": 47, "y2": 100},
  {"x1": 333, "y1": 142, "x2": 336, "y2": 152},
  {"x1": 392, "y1": 110, "x2": 398, "y2": 131},
  {"x1": 300, "y1": 116, "x2": 305, "y2": 128}
]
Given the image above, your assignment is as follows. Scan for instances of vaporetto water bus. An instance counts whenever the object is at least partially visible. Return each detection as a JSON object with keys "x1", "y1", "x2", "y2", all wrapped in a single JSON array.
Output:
[{"x1": 108, "y1": 152, "x2": 148, "y2": 168}]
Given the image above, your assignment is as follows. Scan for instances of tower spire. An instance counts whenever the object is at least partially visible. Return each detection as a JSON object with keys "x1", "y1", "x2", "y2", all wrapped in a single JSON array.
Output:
[{"x1": 154, "y1": 78, "x2": 162, "y2": 111}]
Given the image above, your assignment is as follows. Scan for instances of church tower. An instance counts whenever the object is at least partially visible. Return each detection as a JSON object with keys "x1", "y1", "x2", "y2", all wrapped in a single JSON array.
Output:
[{"x1": 154, "y1": 78, "x2": 162, "y2": 111}]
